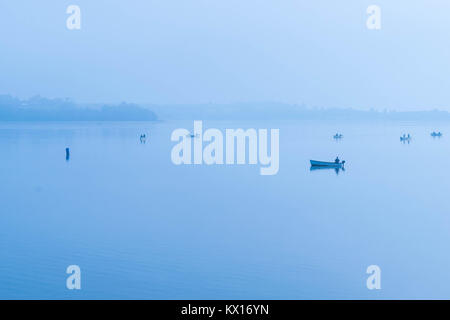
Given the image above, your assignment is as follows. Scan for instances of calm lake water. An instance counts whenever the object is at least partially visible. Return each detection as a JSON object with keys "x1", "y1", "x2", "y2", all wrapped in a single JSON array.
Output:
[{"x1": 1, "y1": 120, "x2": 450, "y2": 299}]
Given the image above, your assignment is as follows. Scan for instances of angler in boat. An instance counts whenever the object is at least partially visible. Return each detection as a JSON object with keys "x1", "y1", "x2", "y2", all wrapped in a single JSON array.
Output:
[
  {"x1": 431, "y1": 131, "x2": 442, "y2": 137},
  {"x1": 310, "y1": 157, "x2": 345, "y2": 168},
  {"x1": 400, "y1": 134, "x2": 411, "y2": 141},
  {"x1": 187, "y1": 133, "x2": 199, "y2": 138}
]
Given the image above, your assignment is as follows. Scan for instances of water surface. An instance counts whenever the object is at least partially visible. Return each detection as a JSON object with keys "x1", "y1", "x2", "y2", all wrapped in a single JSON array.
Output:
[{"x1": 1, "y1": 120, "x2": 450, "y2": 299}]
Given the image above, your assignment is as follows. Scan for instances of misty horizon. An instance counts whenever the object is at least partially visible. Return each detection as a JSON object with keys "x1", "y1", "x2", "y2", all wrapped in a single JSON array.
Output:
[
  {"x1": 2, "y1": 93, "x2": 450, "y2": 121},
  {"x1": 2, "y1": 1, "x2": 450, "y2": 111}
]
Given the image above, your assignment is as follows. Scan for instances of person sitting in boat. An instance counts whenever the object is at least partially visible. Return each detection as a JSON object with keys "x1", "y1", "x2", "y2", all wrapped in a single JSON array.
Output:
[{"x1": 335, "y1": 156, "x2": 340, "y2": 164}]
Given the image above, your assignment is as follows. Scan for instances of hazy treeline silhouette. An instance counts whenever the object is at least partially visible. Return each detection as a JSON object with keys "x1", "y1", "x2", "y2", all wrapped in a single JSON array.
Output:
[
  {"x1": 0, "y1": 95, "x2": 157, "y2": 121},
  {"x1": 2, "y1": 95, "x2": 450, "y2": 121},
  {"x1": 149, "y1": 102, "x2": 450, "y2": 121}
]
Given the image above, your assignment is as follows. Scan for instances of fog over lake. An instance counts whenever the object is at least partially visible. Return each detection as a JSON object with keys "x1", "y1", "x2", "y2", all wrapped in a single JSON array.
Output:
[{"x1": 1, "y1": 120, "x2": 450, "y2": 299}]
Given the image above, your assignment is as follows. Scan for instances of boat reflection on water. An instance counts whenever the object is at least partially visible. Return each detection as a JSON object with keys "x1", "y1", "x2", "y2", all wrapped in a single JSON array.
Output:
[{"x1": 310, "y1": 165, "x2": 345, "y2": 175}]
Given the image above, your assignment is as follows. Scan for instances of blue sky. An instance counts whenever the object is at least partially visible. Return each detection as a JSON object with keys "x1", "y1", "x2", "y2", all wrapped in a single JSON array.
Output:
[{"x1": 1, "y1": 0, "x2": 450, "y2": 110}]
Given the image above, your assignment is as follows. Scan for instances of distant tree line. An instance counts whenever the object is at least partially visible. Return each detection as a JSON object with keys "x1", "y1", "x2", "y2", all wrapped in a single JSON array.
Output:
[
  {"x1": 148, "y1": 102, "x2": 450, "y2": 121},
  {"x1": 0, "y1": 95, "x2": 157, "y2": 121},
  {"x1": 2, "y1": 94, "x2": 450, "y2": 121}
]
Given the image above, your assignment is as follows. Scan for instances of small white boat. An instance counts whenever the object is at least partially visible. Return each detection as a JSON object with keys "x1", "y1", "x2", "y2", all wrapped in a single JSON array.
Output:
[{"x1": 310, "y1": 160, "x2": 345, "y2": 168}]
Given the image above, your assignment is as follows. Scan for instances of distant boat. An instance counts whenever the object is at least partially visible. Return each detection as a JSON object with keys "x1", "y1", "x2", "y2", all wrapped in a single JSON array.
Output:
[
  {"x1": 333, "y1": 133, "x2": 343, "y2": 139},
  {"x1": 431, "y1": 132, "x2": 442, "y2": 137},
  {"x1": 310, "y1": 160, "x2": 345, "y2": 168},
  {"x1": 400, "y1": 134, "x2": 411, "y2": 141}
]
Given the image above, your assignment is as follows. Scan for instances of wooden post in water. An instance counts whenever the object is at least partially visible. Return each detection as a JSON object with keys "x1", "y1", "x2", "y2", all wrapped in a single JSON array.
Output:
[{"x1": 66, "y1": 147, "x2": 70, "y2": 161}]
